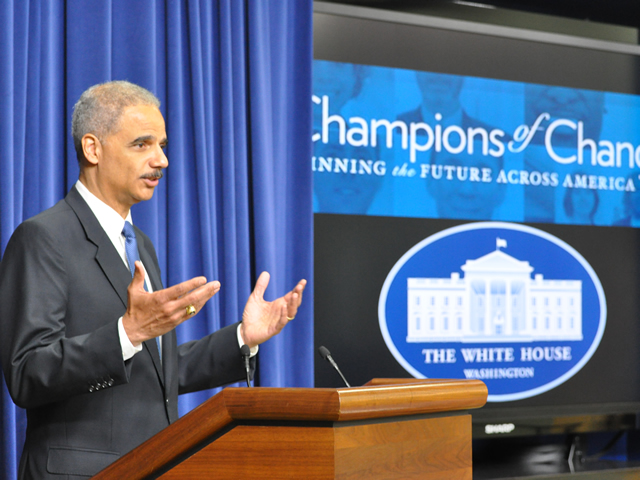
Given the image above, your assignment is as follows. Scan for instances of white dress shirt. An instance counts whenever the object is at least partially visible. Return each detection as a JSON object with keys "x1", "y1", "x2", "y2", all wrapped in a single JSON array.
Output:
[
  {"x1": 74, "y1": 180, "x2": 257, "y2": 361},
  {"x1": 75, "y1": 180, "x2": 147, "y2": 360}
]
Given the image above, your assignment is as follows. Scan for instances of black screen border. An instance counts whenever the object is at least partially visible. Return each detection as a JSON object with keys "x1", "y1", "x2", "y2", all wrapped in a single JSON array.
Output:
[{"x1": 313, "y1": 2, "x2": 640, "y2": 438}]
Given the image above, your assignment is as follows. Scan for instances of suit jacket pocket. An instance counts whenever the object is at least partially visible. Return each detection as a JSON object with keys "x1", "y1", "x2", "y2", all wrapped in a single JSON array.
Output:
[{"x1": 47, "y1": 446, "x2": 119, "y2": 477}]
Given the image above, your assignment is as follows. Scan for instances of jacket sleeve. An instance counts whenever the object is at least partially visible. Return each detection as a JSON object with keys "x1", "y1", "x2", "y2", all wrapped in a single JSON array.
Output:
[
  {"x1": 0, "y1": 220, "x2": 130, "y2": 409},
  {"x1": 176, "y1": 322, "x2": 255, "y2": 394},
  {"x1": 135, "y1": 230, "x2": 255, "y2": 394}
]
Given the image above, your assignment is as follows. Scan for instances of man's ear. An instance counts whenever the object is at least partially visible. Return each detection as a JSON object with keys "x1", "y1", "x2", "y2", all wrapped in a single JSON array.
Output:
[{"x1": 81, "y1": 134, "x2": 101, "y2": 166}]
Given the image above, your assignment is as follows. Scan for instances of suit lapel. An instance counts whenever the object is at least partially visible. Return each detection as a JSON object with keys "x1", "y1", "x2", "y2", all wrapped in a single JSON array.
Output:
[
  {"x1": 137, "y1": 235, "x2": 165, "y2": 383},
  {"x1": 143, "y1": 338, "x2": 164, "y2": 385},
  {"x1": 137, "y1": 235, "x2": 163, "y2": 293},
  {"x1": 65, "y1": 186, "x2": 165, "y2": 386},
  {"x1": 65, "y1": 187, "x2": 131, "y2": 308}
]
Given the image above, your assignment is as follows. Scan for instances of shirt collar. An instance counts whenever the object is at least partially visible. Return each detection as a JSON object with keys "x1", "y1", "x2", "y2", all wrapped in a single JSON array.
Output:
[{"x1": 75, "y1": 180, "x2": 133, "y2": 244}]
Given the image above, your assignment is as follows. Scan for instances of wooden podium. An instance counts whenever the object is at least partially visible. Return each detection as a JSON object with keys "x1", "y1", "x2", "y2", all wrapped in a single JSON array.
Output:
[{"x1": 92, "y1": 379, "x2": 487, "y2": 479}]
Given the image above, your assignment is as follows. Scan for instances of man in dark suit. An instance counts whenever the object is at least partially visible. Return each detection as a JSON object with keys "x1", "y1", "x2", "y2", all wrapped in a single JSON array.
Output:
[
  {"x1": 397, "y1": 71, "x2": 508, "y2": 221},
  {"x1": 0, "y1": 81, "x2": 306, "y2": 479}
]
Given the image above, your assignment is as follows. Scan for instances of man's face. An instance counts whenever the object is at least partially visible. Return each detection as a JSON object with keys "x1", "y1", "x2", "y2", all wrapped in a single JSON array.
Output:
[
  {"x1": 525, "y1": 85, "x2": 605, "y2": 144},
  {"x1": 570, "y1": 188, "x2": 597, "y2": 219},
  {"x1": 314, "y1": 141, "x2": 383, "y2": 214},
  {"x1": 313, "y1": 62, "x2": 357, "y2": 113},
  {"x1": 415, "y1": 72, "x2": 464, "y2": 115},
  {"x1": 94, "y1": 104, "x2": 168, "y2": 214}
]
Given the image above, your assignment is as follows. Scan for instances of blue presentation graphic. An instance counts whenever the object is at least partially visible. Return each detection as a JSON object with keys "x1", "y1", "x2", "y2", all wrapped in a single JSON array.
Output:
[
  {"x1": 312, "y1": 60, "x2": 640, "y2": 226},
  {"x1": 378, "y1": 223, "x2": 606, "y2": 402}
]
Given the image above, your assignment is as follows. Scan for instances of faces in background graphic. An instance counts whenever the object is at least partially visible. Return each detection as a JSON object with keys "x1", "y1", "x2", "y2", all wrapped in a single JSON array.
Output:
[
  {"x1": 563, "y1": 183, "x2": 599, "y2": 225},
  {"x1": 313, "y1": 141, "x2": 384, "y2": 215},
  {"x1": 525, "y1": 85, "x2": 605, "y2": 147},
  {"x1": 313, "y1": 61, "x2": 366, "y2": 115},
  {"x1": 314, "y1": 62, "x2": 356, "y2": 111},
  {"x1": 523, "y1": 86, "x2": 604, "y2": 224},
  {"x1": 620, "y1": 173, "x2": 640, "y2": 224},
  {"x1": 427, "y1": 144, "x2": 505, "y2": 221},
  {"x1": 415, "y1": 71, "x2": 464, "y2": 119}
]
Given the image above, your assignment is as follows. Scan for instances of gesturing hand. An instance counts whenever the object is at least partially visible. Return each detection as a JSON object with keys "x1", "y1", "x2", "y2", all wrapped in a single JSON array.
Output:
[
  {"x1": 240, "y1": 272, "x2": 307, "y2": 348},
  {"x1": 122, "y1": 261, "x2": 221, "y2": 346}
]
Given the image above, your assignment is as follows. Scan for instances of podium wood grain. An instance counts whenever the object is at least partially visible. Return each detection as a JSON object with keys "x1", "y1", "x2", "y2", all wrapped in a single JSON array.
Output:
[{"x1": 92, "y1": 379, "x2": 487, "y2": 479}]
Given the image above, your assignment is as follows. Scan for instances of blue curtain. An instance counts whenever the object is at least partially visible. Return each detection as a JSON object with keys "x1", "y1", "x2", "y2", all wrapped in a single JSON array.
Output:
[{"x1": 0, "y1": 1, "x2": 313, "y2": 478}]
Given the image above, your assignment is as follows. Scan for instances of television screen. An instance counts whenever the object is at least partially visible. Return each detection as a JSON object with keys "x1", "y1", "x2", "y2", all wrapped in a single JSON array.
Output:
[{"x1": 312, "y1": 3, "x2": 640, "y2": 438}]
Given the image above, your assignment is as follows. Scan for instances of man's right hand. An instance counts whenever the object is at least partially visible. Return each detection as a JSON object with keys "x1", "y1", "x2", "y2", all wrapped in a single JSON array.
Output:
[{"x1": 122, "y1": 261, "x2": 221, "y2": 346}]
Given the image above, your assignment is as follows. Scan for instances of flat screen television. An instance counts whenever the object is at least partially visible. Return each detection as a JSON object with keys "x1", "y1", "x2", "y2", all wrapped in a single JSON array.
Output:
[{"x1": 312, "y1": 1, "x2": 640, "y2": 441}]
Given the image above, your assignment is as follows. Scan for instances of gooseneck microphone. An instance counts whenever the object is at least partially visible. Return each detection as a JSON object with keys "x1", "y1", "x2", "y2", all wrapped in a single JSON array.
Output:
[
  {"x1": 240, "y1": 344, "x2": 252, "y2": 387},
  {"x1": 318, "y1": 346, "x2": 351, "y2": 387}
]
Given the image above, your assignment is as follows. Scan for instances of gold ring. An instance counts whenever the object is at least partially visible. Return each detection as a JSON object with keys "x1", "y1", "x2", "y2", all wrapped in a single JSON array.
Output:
[
  {"x1": 186, "y1": 305, "x2": 196, "y2": 316},
  {"x1": 287, "y1": 316, "x2": 295, "y2": 321}
]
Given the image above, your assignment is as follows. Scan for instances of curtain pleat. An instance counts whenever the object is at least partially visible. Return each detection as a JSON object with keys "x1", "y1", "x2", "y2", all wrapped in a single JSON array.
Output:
[
  {"x1": 247, "y1": 1, "x2": 314, "y2": 387},
  {"x1": 0, "y1": 1, "x2": 313, "y2": 477}
]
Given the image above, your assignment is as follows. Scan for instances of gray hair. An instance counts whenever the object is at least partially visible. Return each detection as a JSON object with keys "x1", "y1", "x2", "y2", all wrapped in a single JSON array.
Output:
[{"x1": 71, "y1": 80, "x2": 160, "y2": 162}]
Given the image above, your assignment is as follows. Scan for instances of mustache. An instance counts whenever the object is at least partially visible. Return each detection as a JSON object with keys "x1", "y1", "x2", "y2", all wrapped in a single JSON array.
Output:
[{"x1": 141, "y1": 169, "x2": 164, "y2": 180}]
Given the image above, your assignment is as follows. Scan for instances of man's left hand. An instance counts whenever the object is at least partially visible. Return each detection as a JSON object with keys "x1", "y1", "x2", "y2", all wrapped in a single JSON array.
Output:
[{"x1": 240, "y1": 272, "x2": 306, "y2": 348}]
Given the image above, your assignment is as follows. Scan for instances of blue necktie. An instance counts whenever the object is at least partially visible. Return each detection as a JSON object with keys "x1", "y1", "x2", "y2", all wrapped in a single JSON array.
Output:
[
  {"x1": 122, "y1": 221, "x2": 160, "y2": 358},
  {"x1": 122, "y1": 221, "x2": 149, "y2": 290}
]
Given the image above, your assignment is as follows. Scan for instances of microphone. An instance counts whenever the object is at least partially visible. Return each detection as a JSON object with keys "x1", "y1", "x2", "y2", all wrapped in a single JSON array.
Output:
[
  {"x1": 240, "y1": 344, "x2": 252, "y2": 387},
  {"x1": 318, "y1": 346, "x2": 351, "y2": 388}
]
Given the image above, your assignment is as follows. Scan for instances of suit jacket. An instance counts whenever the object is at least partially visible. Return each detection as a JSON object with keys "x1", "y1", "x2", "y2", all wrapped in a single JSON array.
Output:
[{"x1": 0, "y1": 187, "x2": 250, "y2": 479}]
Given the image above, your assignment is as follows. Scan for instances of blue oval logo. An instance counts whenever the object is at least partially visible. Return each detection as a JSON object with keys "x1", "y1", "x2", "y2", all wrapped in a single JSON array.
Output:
[{"x1": 378, "y1": 222, "x2": 606, "y2": 402}]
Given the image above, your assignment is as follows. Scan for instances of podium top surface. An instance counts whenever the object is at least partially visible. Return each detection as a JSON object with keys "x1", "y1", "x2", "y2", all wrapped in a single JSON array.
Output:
[
  {"x1": 92, "y1": 379, "x2": 487, "y2": 479},
  {"x1": 223, "y1": 378, "x2": 487, "y2": 422}
]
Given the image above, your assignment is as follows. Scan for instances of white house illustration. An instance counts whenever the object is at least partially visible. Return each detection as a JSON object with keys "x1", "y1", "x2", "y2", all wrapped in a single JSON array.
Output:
[{"x1": 406, "y1": 240, "x2": 583, "y2": 343}]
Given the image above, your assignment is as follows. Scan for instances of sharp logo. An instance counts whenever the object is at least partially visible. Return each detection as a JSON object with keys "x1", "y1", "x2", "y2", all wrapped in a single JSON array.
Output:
[
  {"x1": 379, "y1": 222, "x2": 606, "y2": 402},
  {"x1": 485, "y1": 423, "x2": 516, "y2": 435}
]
